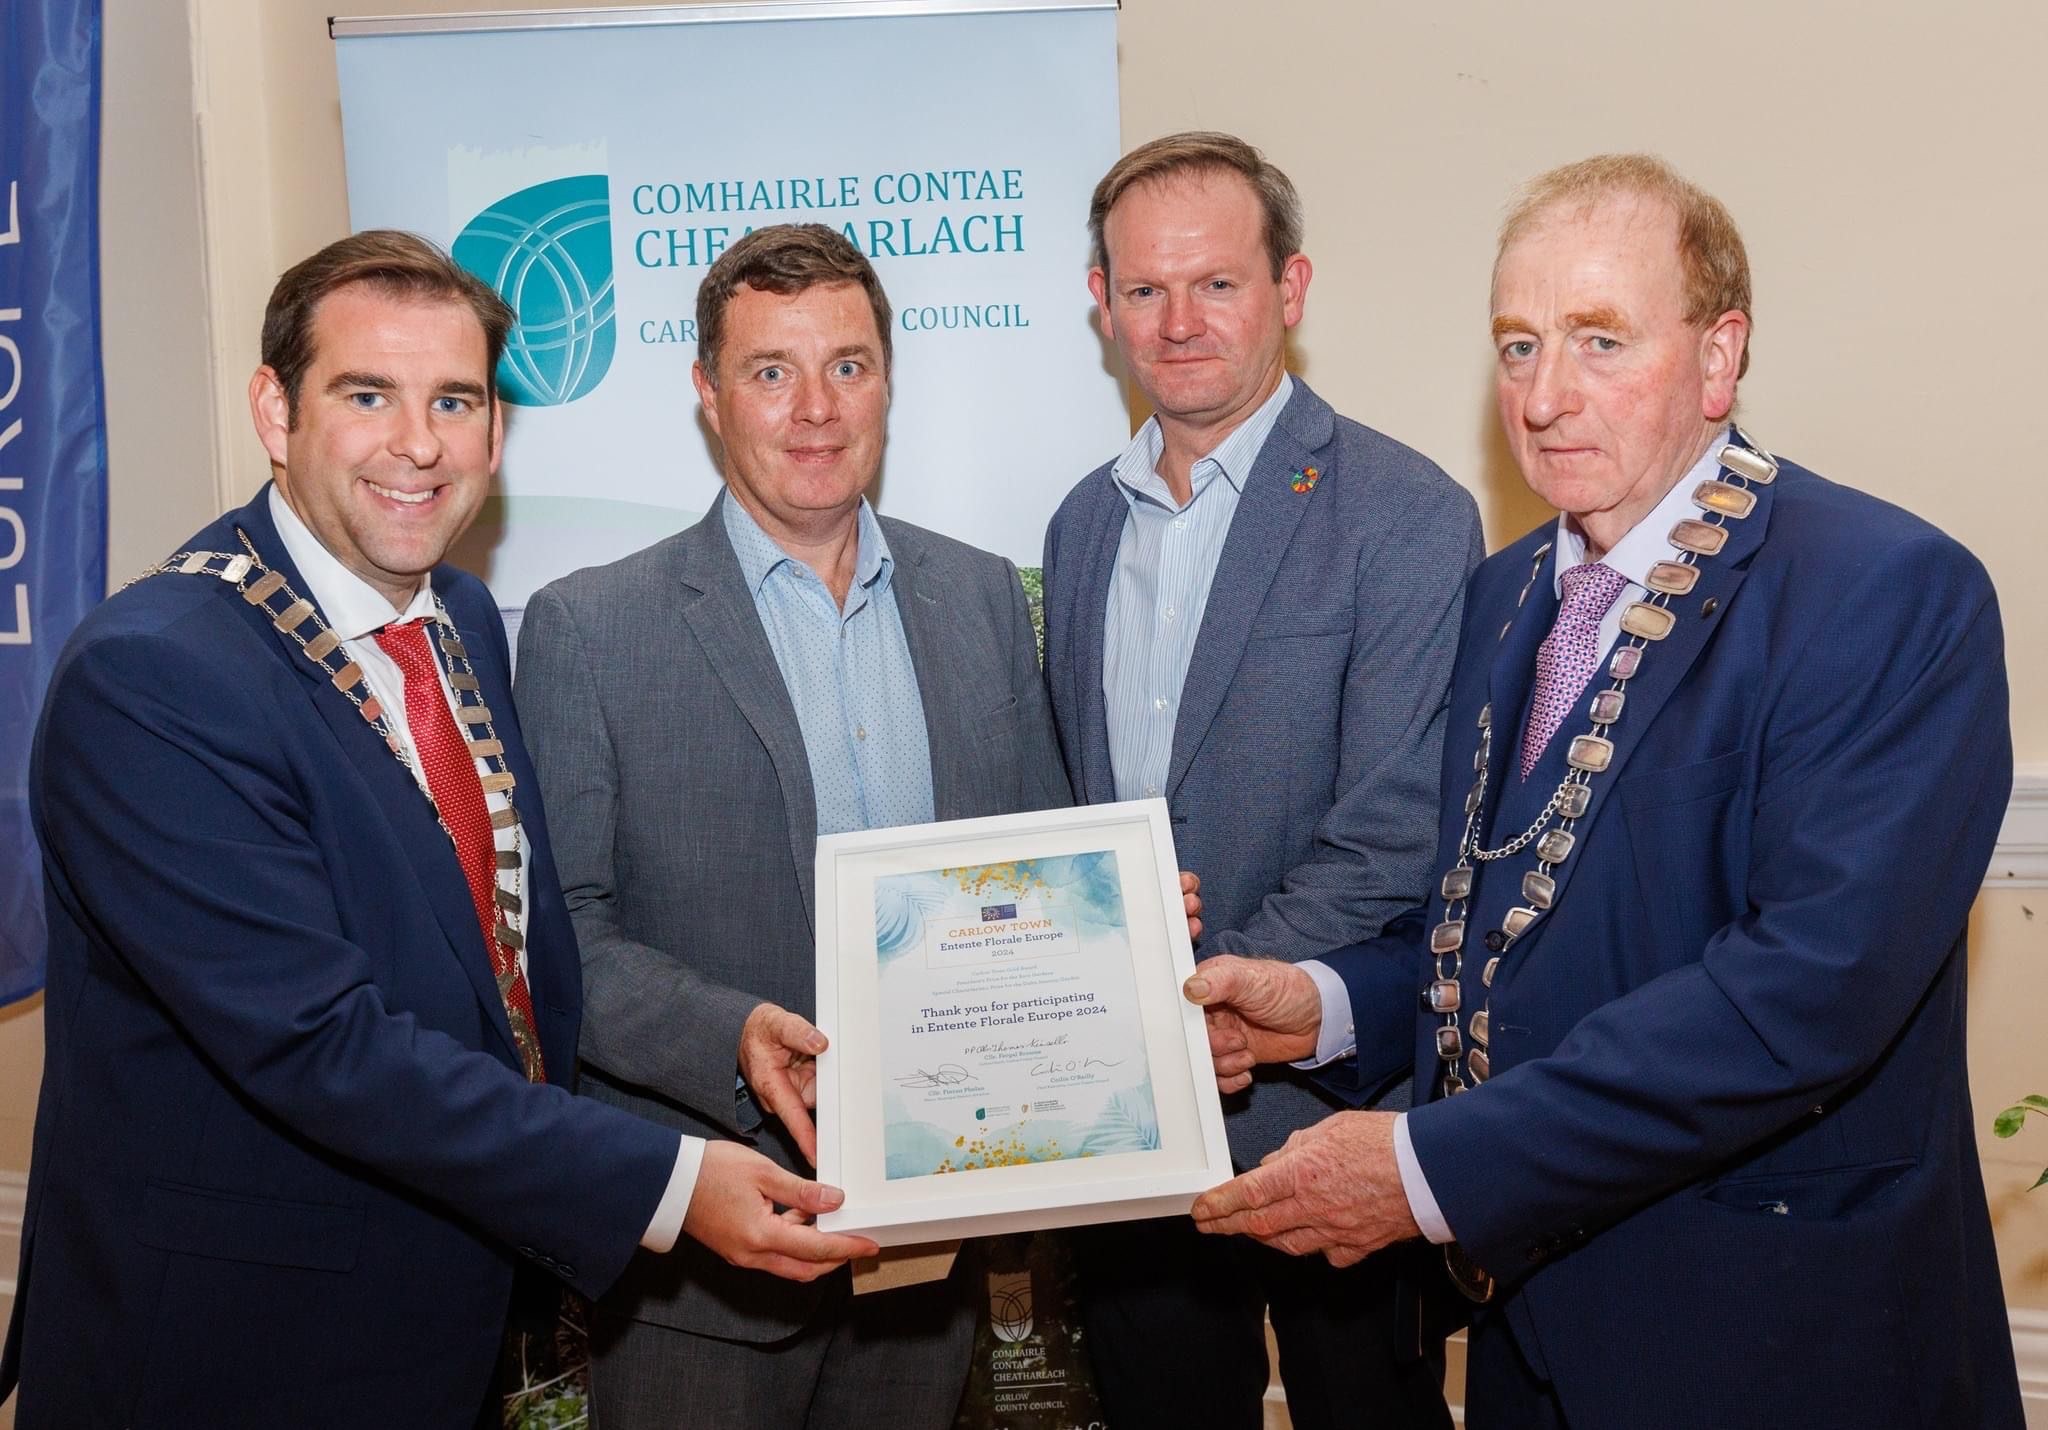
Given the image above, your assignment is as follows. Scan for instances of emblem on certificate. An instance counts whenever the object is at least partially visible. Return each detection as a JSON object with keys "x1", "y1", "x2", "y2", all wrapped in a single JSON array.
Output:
[{"x1": 814, "y1": 801, "x2": 1231, "y2": 1245}]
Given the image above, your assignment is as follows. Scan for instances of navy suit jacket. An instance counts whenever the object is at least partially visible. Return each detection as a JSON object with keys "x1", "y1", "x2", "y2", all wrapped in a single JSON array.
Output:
[
  {"x1": 1, "y1": 489, "x2": 678, "y2": 1428},
  {"x1": 1323, "y1": 454, "x2": 2023, "y2": 1428},
  {"x1": 1043, "y1": 379, "x2": 1481, "y2": 1159}
]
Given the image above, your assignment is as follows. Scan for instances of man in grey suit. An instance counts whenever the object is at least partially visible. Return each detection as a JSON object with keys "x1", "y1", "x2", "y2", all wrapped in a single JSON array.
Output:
[
  {"x1": 516, "y1": 225, "x2": 1071, "y2": 1428},
  {"x1": 1040, "y1": 133, "x2": 1483, "y2": 1428}
]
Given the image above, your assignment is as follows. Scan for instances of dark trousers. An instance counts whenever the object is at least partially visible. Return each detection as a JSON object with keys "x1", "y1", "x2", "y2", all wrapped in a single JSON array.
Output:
[
  {"x1": 1076, "y1": 1216, "x2": 1453, "y2": 1430},
  {"x1": 588, "y1": 1256, "x2": 976, "y2": 1430}
]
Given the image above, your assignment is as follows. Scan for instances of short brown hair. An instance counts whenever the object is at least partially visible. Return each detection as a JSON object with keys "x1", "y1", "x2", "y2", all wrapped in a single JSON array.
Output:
[
  {"x1": 1088, "y1": 131, "x2": 1304, "y2": 281},
  {"x1": 261, "y1": 229, "x2": 515, "y2": 422},
  {"x1": 694, "y1": 224, "x2": 892, "y2": 384},
  {"x1": 1499, "y1": 154, "x2": 1753, "y2": 378}
]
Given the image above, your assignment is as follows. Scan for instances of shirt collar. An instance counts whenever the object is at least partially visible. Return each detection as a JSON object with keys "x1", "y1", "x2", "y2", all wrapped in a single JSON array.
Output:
[
  {"x1": 721, "y1": 490, "x2": 894, "y2": 597},
  {"x1": 1553, "y1": 429, "x2": 1731, "y2": 594},
  {"x1": 1111, "y1": 373, "x2": 1295, "y2": 511},
  {"x1": 266, "y1": 484, "x2": 440, "y2": 640}
]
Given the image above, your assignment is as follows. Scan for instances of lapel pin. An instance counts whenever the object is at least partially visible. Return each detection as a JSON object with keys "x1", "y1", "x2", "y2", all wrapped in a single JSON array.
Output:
[{"x1": 1289, "y1": 466, "x2": 1321, "y2": 493}]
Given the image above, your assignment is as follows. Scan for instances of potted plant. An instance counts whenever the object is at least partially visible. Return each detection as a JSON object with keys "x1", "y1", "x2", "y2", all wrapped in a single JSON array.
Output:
[{"x1": 1994, "y1": 1095, "x2": 2048, "y2": 1190}]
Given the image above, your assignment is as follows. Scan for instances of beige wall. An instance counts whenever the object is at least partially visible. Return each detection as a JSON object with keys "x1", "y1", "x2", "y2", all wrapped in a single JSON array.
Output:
[
  {"x1": 198, "y1": 0, "x2": 2048, "y2": 759},
  {"x1": 6, "y1": 0, "x2": 2043, "y2": 1370}
]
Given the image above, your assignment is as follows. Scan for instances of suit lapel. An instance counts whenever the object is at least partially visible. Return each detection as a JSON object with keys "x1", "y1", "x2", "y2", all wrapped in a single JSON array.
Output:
[
  {"x1": 1515, "y1": 467, "x2": 1772, "y2": 927},
  {"x1": 1477, "y1": 541, "x2": 1561, "y2": 838},
  {"x1": 675, "y1": 495, "x2": 821, "y2": 932},
  {"x1": 442, "y1": 585, "x2": 561, "y2": 1068},
  {"x1": 1071, "y1": 483, "x2": 1123, "y2": 804},
  {"x1": 1165, "y1": 385, "x2": 1331, "y2": 798},
  {"x1": 228, "y1": 492, "x2": 524, "y2": 1066},
  {"x1": 888, "y1": 527, "x2": 975, "y2": 822}
]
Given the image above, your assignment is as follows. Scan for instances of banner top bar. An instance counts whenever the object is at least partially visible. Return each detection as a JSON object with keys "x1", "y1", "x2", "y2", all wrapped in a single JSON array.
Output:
[{"x1": 330, "y1": 0, "x2": 1116, "y2": 39}]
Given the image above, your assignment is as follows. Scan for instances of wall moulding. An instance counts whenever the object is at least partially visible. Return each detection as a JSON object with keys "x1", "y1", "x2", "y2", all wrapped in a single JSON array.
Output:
[{"x1": 1991, "y1": 768, "x2": 2048, "y2": 889}]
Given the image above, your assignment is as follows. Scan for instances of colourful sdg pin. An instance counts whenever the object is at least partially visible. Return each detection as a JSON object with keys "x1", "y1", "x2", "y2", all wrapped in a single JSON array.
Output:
[{"x1": 1290, "y1": 466, "x2": 1321, "y2": 493}]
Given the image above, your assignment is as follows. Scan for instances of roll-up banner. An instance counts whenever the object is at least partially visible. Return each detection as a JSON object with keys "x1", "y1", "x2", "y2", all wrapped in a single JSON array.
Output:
[
  {"x1": 1, "y1": 0, "x2": 109, "y2": 1007},
  {"x1": 332, "y1": 0, "x2": 1127, "y2": 613}
]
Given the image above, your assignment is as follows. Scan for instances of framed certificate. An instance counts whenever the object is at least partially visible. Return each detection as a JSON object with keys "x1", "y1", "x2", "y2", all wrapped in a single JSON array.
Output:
[{"x1": 814, "y1": 800, "x2": 1231, "y2": 1245}]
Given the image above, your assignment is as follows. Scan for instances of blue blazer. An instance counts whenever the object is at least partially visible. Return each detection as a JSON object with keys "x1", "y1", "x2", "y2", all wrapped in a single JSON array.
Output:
[
  {"x1": 1, "y1": 489, "x2": 678, "y2": 1428},
  {"x1": 1043, "y1": 378, "x2": 1481, "y2": 1158},
  {"x1": 1323, "y1": 456, "x2": 2023, "y2": 1427}
]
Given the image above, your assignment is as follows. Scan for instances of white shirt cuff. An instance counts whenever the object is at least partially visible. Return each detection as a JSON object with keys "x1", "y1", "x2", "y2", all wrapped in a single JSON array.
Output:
[
  {"x1": 1394, "y1": 1112, "x2": 1454, "y2": 1245},
  {"x1": 1288, "y1": 959, "x2": 1356, "y2": 1068},
  {"x1": 639, "y1": 1134, "x2": 707, "y2": 1253}
]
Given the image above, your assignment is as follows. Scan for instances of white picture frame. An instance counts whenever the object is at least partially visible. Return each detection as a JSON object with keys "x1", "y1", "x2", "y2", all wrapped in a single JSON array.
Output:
[{"x1": 813, "y1": 800, "x2": 1230, "y2": 1245}]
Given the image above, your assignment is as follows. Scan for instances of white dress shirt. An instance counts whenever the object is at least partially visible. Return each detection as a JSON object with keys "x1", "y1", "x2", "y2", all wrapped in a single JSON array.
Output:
[
  {"x1": 267, "y1": 488, "x2": 702, "y2": 1250},
  {"x1": 1291, "y1": 431, "x2": 1733, "y2": 1243}
]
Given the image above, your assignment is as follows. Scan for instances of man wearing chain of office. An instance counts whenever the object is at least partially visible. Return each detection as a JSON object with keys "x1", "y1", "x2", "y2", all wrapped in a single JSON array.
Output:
[{"x1": 1181, "y1": 154, "x2": 2024, "y2": 1428}]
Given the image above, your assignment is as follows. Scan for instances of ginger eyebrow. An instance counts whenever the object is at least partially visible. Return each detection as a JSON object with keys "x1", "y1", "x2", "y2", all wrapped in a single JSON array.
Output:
[{"x1": 1563, "y1": 306, "x2": 1632, "y2": 334}]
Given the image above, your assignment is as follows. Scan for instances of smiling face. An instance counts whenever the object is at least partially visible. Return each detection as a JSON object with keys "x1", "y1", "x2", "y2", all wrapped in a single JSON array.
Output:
[
  {"x1": 249, "y1": 283, "x2": 500, "y2": 608},
  {"x1": 691, "y1": 280, "x2": 889, "y2": 543},
  {"x1": 1089, "y1": 170, "x2": 1309, "y2": 447},
  {"x1": 1490, "y1": 193, "x2": 1747, "y2": 553}
]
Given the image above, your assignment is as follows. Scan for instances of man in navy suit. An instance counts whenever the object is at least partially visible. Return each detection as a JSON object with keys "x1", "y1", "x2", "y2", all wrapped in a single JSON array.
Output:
[
  {"x1": 1040, "y1": 132, "x2": 1481, "y2": 1427},
  {"x1": 1186, "y1": 156, "x2": 2025, "y2": 1427},
  {"x1": 0, "y1": 231, "x2": 873, "y2": 1428}
]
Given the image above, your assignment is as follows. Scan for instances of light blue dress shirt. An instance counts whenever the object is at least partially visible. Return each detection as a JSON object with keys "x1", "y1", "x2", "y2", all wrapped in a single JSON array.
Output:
[
  {"x1": 1103, "y1": 374, "x2": 1295, "y2": 802},
  {"x1": 722, "y1": 495, "x2": 935, "y2": 837}
]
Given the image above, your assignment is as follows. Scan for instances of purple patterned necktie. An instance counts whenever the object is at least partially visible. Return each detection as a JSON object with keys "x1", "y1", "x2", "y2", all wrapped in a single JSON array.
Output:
[{"x1": 1521, "y1": 561, "x2": 1630, "y2": 777}]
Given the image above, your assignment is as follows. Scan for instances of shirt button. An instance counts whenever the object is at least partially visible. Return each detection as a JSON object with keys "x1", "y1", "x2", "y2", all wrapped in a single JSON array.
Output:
[
  {"x1": 1172, "y1": 517, "x2": 1188, "y2": 532},
  {"x1": 1144, "y1": 784, "x2": 1160, "y2": 797},
  {"x1": 1484, "y1": 929, "x2": 1507, "y2": 952},
  {"x1": 1163, "y1": 606, "x2": 1178, "y2": 621},
  {"x1": 855, "y1": 725, "x2": 867, "y2": 741},
  {"x1": 1153, "y1": 697, "x2": 1168, "y2": 712}
]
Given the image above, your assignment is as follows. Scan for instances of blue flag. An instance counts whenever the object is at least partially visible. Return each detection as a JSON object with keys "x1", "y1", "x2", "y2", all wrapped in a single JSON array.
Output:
[{"x1": 0, "y1": 0, "x2": 108, "y2": 1006}]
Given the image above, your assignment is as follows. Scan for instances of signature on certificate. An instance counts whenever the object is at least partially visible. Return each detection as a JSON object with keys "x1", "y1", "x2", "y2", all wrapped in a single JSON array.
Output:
[
  {"x1": 1030, "y1": 1056, "x2": 1125, "y2": 1078},
  {"x1": 895, "y1": 1064, "x2": 973, "y2": 1089}
]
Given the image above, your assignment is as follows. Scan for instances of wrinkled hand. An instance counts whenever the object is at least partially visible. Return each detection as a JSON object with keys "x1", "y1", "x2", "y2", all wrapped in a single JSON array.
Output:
[
  {"x1": 739, "y1": 1002, "x2": 826, "y2": 1165},
  {"x1": 1181, "y1": 954, "x2": 1323, "y2": 1093},
  {"x1": 1190, "y1": 1111, "x2": 1418, "y2": 1267},
  {"x1": 1179, "y1": 870, "x2": 1203, "y2": 943},
  {"x1": 682, "y1": 1141, "x2": 878, "y2": 1281}
]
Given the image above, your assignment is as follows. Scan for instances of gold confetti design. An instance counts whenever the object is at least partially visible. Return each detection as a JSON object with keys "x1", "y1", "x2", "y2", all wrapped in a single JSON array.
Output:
[
  {"x1": 940, "y1": 861, "x2": 1050, "y2": 899},
  {"x1": 931, "y1": 1121, "x2": 1086, "y2": 1175}
]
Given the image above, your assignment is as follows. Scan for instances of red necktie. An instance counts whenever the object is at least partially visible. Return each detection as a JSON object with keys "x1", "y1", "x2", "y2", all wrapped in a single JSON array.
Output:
[
  {"x1": 373, "y1": 618, "x2": 544, "y2": 1081},
  {"x1": 1521, "y1": 562, "x2": 1629, "y2": 777}
]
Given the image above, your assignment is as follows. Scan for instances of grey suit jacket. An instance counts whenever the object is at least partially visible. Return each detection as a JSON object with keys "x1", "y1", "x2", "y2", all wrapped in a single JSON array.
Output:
[
  {"x1": 1042, "y1": 378, "x2": 1482, "y2": 1162},
  {"x1": 515, "y1": 491, "x2": 1069, "y2": 1342}
]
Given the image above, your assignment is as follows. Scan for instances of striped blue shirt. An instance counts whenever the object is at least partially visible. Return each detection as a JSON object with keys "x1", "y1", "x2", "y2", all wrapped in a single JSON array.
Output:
[
  {"x1": 1104, "y1": 375, "x2": 1295, "y2": 802},
  {"x1": 722, "y1": 495, "x2": 935, "y2": 836}
]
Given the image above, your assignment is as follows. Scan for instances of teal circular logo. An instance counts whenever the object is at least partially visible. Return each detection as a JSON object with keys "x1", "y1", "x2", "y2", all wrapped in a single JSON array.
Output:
[{"x1": 453, "y1": 175, "x2": 616, "y2": 406}]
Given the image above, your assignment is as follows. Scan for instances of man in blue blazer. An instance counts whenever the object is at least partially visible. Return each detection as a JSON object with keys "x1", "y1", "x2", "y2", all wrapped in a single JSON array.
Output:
[
  {"x1": 1041, "y1": 133, "x2": 1482, "y2": 1427},
  {"x1": 0, "y1": 232, "x2": 871, "y2": 1428},
  {"x1": 1187, "y1": 156, "x2": 2024, "y2": 1427}
]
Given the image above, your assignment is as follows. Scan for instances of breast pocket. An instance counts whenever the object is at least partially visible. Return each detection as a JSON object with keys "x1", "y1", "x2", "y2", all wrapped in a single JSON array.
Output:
[
  {"x1": 1246, "y1": 605, "x2": 1353, "y2": 642},
  {"x1": 1620, "y1": 749, "x2": 1748, "y2": 957}
]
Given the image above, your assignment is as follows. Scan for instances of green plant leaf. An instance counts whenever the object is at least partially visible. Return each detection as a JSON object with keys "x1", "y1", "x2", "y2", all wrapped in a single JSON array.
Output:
[
  {"x1": 2021, "y1": 1094, "x2": 2048, "y2": 1113},
  {"x1": 1995, "y1": 1107, "x2": 2027, "y2": 1138},
  {"x1": 2033, "y1": 1168, "x2": 2048, "y2": 1192}
]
